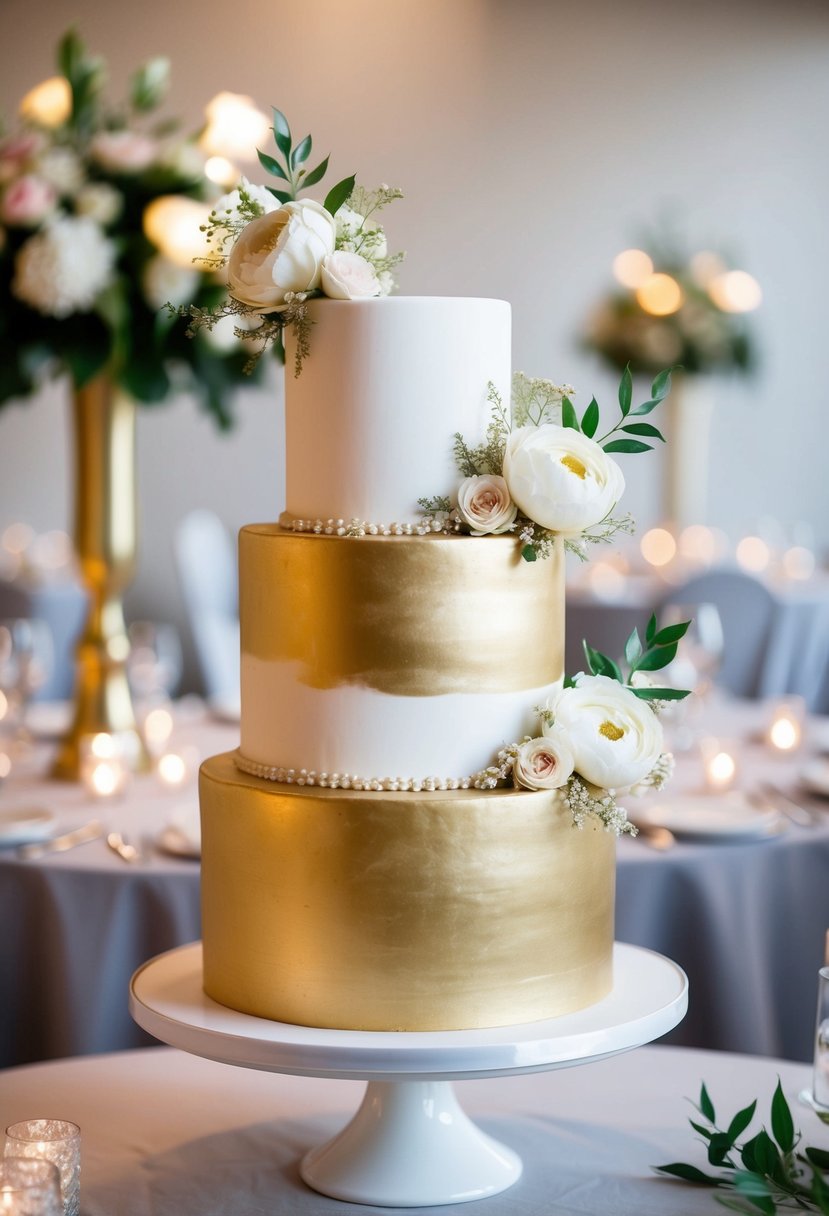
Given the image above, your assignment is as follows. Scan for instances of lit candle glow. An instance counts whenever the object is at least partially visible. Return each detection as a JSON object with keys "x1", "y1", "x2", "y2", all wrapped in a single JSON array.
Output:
[
  {"x1": 640, "y1": 527, "x2": 677, "y2": 567},
  {"x1": 766, "y1": 698, "x2": 804, "y2": 753},
  {"x1": 701, "y1": 737, "x2": 739, "y2": 792},
  {"x1": 636, "y1": 273, "x2": 683, "y2": 316},
  {"x1": 80, "y1": 733, "x2": 128, "y2": 799}
]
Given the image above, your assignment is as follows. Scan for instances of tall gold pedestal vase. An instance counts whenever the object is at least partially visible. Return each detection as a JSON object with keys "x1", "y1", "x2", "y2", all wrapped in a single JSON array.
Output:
[{"x1": 52, "y1": 379, "x2": 149, "y2": 779}]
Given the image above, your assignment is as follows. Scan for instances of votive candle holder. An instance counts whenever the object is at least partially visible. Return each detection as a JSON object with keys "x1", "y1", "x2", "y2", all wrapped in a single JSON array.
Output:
[
  {"x1": 813, "y1": 965, "x2": 829, "y2": 1110},
  {"x1": 0, "y1": 1157, "x2": 62, "y2": 1215},
  {"x1": 4, "y1": 1122, "x2": 80, "y2": 1216}
]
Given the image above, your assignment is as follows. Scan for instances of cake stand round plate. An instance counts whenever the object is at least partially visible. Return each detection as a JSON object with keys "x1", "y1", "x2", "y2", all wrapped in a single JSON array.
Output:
[{"x1": 130, "y1": 942, "x2": 687, "y2": 1208}]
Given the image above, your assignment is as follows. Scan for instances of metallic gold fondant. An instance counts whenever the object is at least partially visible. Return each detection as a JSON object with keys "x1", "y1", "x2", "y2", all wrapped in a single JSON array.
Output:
[
  {"x1": 239, "y1": 527, "x2": 564, "y2": 696},
  {"x1": 200, "y1": 753, "x2": 615, "y2": 1032}
]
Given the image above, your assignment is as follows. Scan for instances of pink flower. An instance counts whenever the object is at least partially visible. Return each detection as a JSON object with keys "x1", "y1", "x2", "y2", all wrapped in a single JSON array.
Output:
[
  {"x1": 456, "y1": 474, "x2": 518, "y2": 535},
  {"x1": 90, "y1": 130, "x2": 158, "y2": 174},
  {"x1": 0, "y1": 132, "x2": 46, "y2": 166},
  {"x1": 1, "y1": 175, "x2": 56, "y2": 227},
  {"x1": 513, "y1": 732, "x2": 574, "y2": 791}
]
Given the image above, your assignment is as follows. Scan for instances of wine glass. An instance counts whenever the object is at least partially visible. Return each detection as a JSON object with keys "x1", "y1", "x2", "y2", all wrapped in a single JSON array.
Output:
[
  {"x1": 0, "y1": 618, "x2": 54, "y2": 739},
  {"x1": 657, "y1": 602, "x2": 725, "y2": 750},
  {"x1": 126, "y1": 621, "x2": 183, "y2": 702}
]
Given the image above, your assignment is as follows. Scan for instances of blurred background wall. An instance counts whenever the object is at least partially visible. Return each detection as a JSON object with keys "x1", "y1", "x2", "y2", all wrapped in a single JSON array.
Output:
[{"x1": 1, "y1": 0, "x2": 827, "y2": 689}]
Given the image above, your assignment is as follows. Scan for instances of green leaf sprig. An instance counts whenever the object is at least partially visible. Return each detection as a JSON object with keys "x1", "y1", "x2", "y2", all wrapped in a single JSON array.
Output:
[
  {"x1": 257, "y1": 107, "x2": 355, "y2": 211},
  {"x1": 657, "y1": 1081, "x2": 829, "y2": 1213},
  {"x1": 561, "y1": 365, "x2": 676, "y2": 454},
  {"x1": 582, "y1": 612, "x2": 692, "y2": 701}
]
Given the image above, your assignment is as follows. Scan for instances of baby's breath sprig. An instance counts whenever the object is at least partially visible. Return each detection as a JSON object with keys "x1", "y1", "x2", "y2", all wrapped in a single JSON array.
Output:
[
  {"x1": 563, "y1": 510, "x2": 636, "y2": 561},
  {"x1": 563, "y1": 776, "x2": 637, "y2": 836},
  {"x1": 512, "y1": 372, "x2": 574, "y2": 427}
]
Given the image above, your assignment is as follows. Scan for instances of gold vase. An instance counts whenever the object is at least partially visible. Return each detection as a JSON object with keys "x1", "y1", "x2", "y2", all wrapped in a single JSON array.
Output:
[{"x1": 51, "y1": 378, "x2": 149, "y2": 779}]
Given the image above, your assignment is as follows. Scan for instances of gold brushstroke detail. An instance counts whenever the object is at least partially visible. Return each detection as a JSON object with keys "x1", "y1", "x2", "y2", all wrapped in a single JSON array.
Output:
[
  {"x1": 200, "y1": 752, "x2": 615, "y2": 1031},
  {"x1": 599, "y1": 720, "x2": 625, "y2": 741},
  {"x1": 239, "y1": 527, "x2": 564, "y2": 695},
  {"x1": 561, "y1": 453, "x2": 587, "y2": 479}
]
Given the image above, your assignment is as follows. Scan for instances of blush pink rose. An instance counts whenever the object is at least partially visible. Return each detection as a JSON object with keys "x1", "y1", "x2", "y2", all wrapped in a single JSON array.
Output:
[
  {"x1": 320, "y1": 250, "x2": 381, "y2": 299},
  {"x1": 512, "y1": 732, "x2": 574, "y2": 791},
  {"x1": 456, "y1": 474, "x2": 518, "y2": 535},
  {"x1": 90, "y1": 130, "x2": 158, "y2": 174},
  {"x1": 1, "y1": 175, "x2": 56, "y2": 226}
]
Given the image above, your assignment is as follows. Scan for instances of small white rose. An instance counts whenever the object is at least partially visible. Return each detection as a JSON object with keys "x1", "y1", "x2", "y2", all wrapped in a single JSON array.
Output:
[
  {"x1": 503, "y1": 424, "x2": 625, "y2": 535},
  {"x1": 321, "y1": 250, "x2": 381, "y2": 300},
  {"x1": 456, "y1": 474, "x2": 518, "y2": 535},
  {"x1": 513, "y1": 730, "x2": 575, "y2": 791},
  {"x1": 549, "y1": 673, "x2": 663, "y2": 790},
  {"x1": 227, "y1": 199, "x2": 336, "y2": 312}
]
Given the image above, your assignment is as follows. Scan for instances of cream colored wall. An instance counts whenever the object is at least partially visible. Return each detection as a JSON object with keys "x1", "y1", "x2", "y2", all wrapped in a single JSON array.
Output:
[{"x1": 1, "y1": 0, "x2": 827, "y2": 687}]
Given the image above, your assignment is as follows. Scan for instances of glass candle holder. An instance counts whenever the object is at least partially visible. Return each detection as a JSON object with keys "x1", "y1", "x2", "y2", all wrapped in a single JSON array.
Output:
[
  {"x1": 813, "y1": 966, "x2": 829, "y2": 1110},
  {"x1": 699, "y1": 736, "x2": 739, "y2": 792},
  {"x1": 765, "y1": 696, "x2": 805, "y2": 754},
  {"x1": 79, "y1": 733, "x2": 129, "y2": 800},
  {"x1": 0, "y1": 1157, "x2": 62, "y2": 1215},
  {"x1": 4, "y1": 1122, "x2": 80, "y2": 1216}
]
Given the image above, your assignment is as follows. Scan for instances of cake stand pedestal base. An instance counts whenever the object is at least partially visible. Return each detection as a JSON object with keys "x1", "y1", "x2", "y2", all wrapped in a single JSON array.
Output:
[
  {"x1": 301, "y1": 1079, "x2": 521, "y2": 1206},
  {"x1": 130, "y1": 942, "x2": 687, "y2": 1209}
]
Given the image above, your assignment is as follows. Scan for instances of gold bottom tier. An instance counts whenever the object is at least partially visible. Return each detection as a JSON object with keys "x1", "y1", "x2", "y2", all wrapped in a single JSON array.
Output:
[{"x1": 200, "y1": 753, "x2": 616, "y2": 1032}]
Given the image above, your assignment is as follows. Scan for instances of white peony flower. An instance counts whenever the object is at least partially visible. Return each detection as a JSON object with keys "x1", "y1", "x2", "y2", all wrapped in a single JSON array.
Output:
[
  {"x1": 455, "y1": 474, "x2": 518, "y2": 535},
  {"x1": 213, "y1": 175, "x2": 280, "y2": 225},
  {"x1": 75, "y1": 182, "x2": 122, "y2": 225},
  {"x1": 90, "y1": 130, "x2": 158, "y2": 174},
  {"x1": 12, "y1": 215, "x2": 116, "y2": 317},
  {"x1": 0, "y1": 175, "x2": 56, "y2": 226},
  {"x1": 142, "y1": 254, "x2": 199, "y2": 310},
  {"x1": 227, "y1": 199, "x2": 336, "y2": 312},
  {"x1": 321, "y1": 250, "x2": 381, "y2": 299},
  {"x1": 548, "y1": 673, "x2": 663, "y2": 791},
  {"x1": 503, "y1": 425, "x2": 625, "y2": 535},
  {"x1": 513, "y1": 730, "x2": 575, "y2": 791},
  {"x1": 35, "y1": 147, "x2": 84, "y2": 195}
]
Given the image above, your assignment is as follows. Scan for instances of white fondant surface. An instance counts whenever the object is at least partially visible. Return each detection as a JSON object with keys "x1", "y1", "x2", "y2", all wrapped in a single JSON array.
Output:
[
  {"x1": 240, "y1": 656, "x2": 561, "y2": 778},
  {"x1": 283, "y1": 297, "x2": 511, "y2": 522}
]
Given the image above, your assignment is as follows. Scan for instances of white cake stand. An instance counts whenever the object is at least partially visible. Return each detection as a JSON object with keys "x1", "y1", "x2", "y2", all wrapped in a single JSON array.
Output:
[{"x1": 129, "y1": 941, "x2": 687, "y2": 1208}]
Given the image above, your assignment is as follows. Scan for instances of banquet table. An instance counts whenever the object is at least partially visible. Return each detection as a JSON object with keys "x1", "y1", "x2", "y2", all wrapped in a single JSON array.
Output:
[
  {"x1": 2, "y1": 698, "x2": 829, "y2": 1068},
  {"x1": 0, "y1": 1043, "x2": 822, "y2": 1214}
]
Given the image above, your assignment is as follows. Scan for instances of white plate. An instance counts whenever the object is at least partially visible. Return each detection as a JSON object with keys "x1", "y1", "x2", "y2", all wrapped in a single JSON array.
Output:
[
  {"x1": 631, "y1": 794, "x2": 781, "y2": 841},
  {"x1": 156, "y1": 826, "x2": 200, "y2": 859},
  {"x1": 0, "y1": 807, "x2": 57, "y2": 847},
  {"x1": 801, "y1": 759, "x2": 829, "y2": 798}
]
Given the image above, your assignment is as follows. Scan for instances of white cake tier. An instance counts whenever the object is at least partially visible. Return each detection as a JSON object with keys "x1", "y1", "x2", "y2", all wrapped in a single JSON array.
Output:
[{"x1": 283, "y1": 297, "x2": 511, "y2": 523}]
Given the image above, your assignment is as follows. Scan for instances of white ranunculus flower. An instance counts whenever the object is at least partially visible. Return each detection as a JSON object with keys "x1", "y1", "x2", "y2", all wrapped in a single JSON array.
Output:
[
  {"x1": 227, "y1": 199, "x2": 336, "y2": 312},
  {"x1": 142, "y1": 254, "x2": 199, "y2": 310},
  {"x1": 548, "y1": 674, "x2": 663, "y2": 791},
  {"x1": 213, "y1": 176, "x2": 280, "y2": 225},
  {"x1": 513, "y1": 729, "x2": 575, "y2": 791},
  {"x1": 75, "y1": 182, "x2": 122, "y2": 225},
  {"x1": 321, "y1": 250, "x2": 381, "y2": 300},
  {"x1": 503, "y1": 425, "x2": 625, "y2": 535},
  {"x1": 456, "y1": 474, "x2": 518, "y2": 535},
  {"x1": 12, "y1": 215, "x2": 116, "y2": 317}
]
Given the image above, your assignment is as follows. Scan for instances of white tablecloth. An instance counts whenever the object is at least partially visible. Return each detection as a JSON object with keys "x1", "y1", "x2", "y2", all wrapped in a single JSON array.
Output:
[{"x1": 0, "y1": 1045, "x2": 820, "y2": 1215}]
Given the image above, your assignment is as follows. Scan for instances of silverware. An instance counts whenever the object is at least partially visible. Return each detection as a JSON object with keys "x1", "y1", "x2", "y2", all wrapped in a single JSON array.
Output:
[
  {"x1": 106, "y1": 832, "x2": 142, "y2": 863},
  {"x1": 634, "y1": 823, "x2": 676, "y2": 850},
  {"x1": 18, "y1": 819, "x2": 105, "y2": 860},
  {"x1": 751, "y1": 784, "x2": 815, "y2": 828}
]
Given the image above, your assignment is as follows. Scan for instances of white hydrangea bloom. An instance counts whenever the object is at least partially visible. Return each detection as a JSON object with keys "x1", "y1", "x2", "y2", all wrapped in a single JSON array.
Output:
[
  {"x1": 12, "y1": 215, "x2": 116, "y2": 317},
  {"x1": 142, "y1": 253, "x2": 199, "y2": 310}
]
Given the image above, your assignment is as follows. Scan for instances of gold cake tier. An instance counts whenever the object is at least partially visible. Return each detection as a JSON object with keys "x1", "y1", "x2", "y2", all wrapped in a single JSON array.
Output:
[{"x1": 200, "y1": 753, "x2": 615, "y2": 1032}]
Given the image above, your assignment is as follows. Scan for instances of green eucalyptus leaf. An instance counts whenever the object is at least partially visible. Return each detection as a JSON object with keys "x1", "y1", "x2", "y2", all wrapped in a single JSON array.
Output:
[
  {"x1": 562, "y1": 396, "x2": 579, "y2": 430},
  {"x1": 727, "y1": 1100, "x2": 758, "y2": 1145},
  {"x1": 57, "y1": 28, "x2": 84, "y2": 83},
  {"x1": 651, "y1": 366, "x2": 675, "y2": 401},
  {"x1": 771, "y1": 1080, "x2": 795, "y2": 1153},
  {"x1": 654, "y1": 1163, "x2": 723, "y2": 1184},
  {"x1": 581, "y1": 396, "x2": 599, "y2": 438},
  {"x1": 629, "y1": 397, "x2": 662, "y2": 417},
  {"x1": 806, "y1": 1147, "x2": 829, "y2": 1170},
  {"x1": 521, "y1": 544, "x2": 537, "y2": 563},
  {"x1": 603, "y1": 439, "x2": 653, "y2": 455},
  {"x1": 645, "y1": 612, "x2": 658, "y2": 647},
  {"x1": 583, "y1": 641, "x2": 623, "y2": 682},
  {"x1": 708, "y1": 1131, "x2": 734, "y2": 1166},
  {"x1": 130, "y1": 56, "x2": 169, "y2": 111},
  {"x1": 700, "y1": 1083, "x2": 716, "y2": 1124},
  {"x1": 257, "y1": 149, "x2": 290, "y2": 181},
  {"x1": 300, "y1": 155, "x2": 330, "y2": 189},
  {"x1": 624, "y1": 627, "x2": 642, "y2": 667},
  {"x1": 634, "y1": 642, "x2": 678, "y2": 671},
  {"x1": 811, "y1": 1166, "x2": 829, "y2": 1214},
  {"x1": 750, "y1": 1130, "x2": 784, "y2": 1181},
  {"x1": 621, "y1": 422, "x2": 665, "y2": 441},
  {"x1": 618, "y1": 364, "x2": 632, "y2": 416},
  {"x1": 290, "y1": 133, "x2": 312, "y2": 168},
  {"x1": 265, "y1": 185, "x2": 292, "y2": 204},
  {"x1": 652, "y1": 621, "x2": 691, "y2": 646},
  {"x1": 272, "y1": 108, "x2": 292, "y2": 158},
  {"x1": 631, "y1": 687, "x2": 692, "y2": 701},
  {"x1": 563, "y1": 674, "x2": 576, "y2": 688},
  {"x1": 323, "y1": 174, "x2": 356, "y2": 216},
  {"x1": 689, "y1": 1119, "x2": 713, "y2": 1140}
]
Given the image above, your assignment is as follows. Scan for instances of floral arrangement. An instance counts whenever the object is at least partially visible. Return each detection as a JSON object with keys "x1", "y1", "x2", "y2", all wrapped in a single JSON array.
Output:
[
  {"x1": 179, "y1": 109, "x2": 404, "y2": 375},
  {"x1": 420, "y1": 365, "x2": 672, "y2": 562},
  {"x1": 657, "y1": 1080, "x2": 829, "y2": 1213},
  {"x1": 472, "y1": 614, "x2": 690, "y2": 835},
  {"x1": 0, "y1": 31, "x2": 256, "y2": 427},
  {"x1": 582, "y1": 234, "x2": 760, "y2": 377}
]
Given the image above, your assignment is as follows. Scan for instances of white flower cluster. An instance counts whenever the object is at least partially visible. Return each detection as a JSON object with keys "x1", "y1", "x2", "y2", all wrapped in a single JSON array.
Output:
[{"x1": 12, "y1": 215, "x2": 115, "y2": 317}]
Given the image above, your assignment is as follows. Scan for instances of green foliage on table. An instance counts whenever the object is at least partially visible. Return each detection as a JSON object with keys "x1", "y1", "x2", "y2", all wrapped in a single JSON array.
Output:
[
  {"x1": 0, "y1": 29, "x2": 260, "y2": 429},
  {"x1": 582, "y1": 612, "x2": 692, "y2": 702},
  {"x1": 657, "y1": 1081, "x2": 829, "y2": 1213}
]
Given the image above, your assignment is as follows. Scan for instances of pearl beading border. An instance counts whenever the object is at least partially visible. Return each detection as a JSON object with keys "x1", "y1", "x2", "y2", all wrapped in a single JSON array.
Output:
[
  {"x1": 278, "y1": 511, "x2": 459, "y2": 538},
  {"x1": 233, "y1": 749, "x2": 489, "y2": 792}
]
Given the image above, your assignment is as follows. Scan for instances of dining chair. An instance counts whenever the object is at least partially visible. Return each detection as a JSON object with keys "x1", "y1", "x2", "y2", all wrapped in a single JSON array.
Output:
[
  {"x1": 656, "y1": 568, "x2": 777, "y2": 698},
  {"x1": 174, "y1": 509, "x2": 240, "y2": 707}
]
